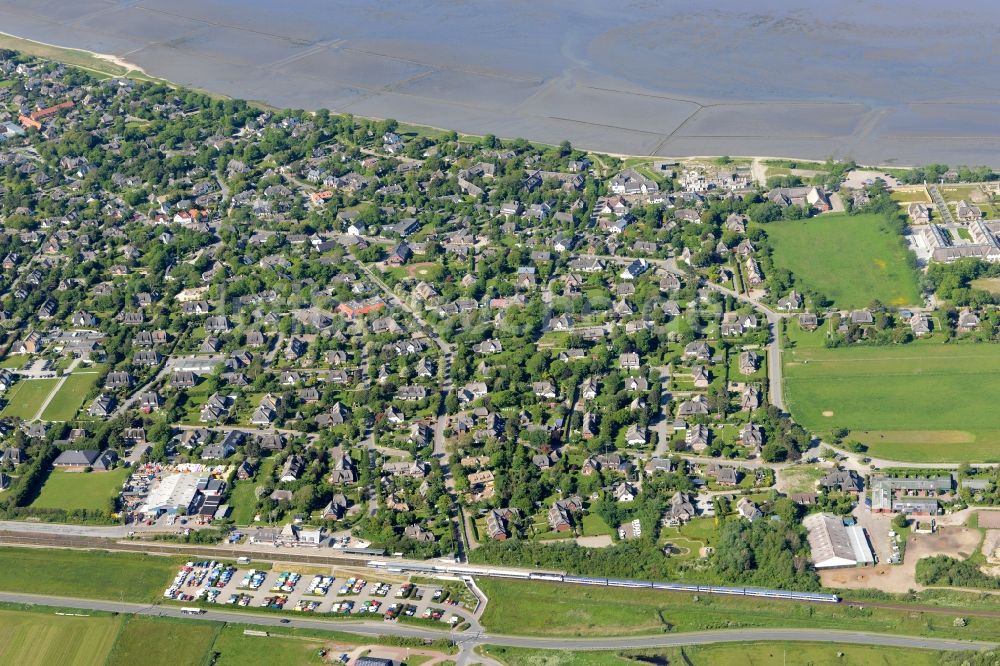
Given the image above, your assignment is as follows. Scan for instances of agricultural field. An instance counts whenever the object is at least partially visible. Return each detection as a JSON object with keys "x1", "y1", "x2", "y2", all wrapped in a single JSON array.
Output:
[
  {"x1": 483, "y1": 642, "x2": 947, "y2": 666},
  {"x1": 476, "y1": 578, "x2": 1000, "y2": 641},
  {"x1": 0, "y1": 607, "x2": 121, "y2": 666},
  {"x1": 107, "y1": 616, "x2": 219, "y2": 666},
  {"x1": 40, "y1": 370, "x2": 102, "y2": 421},
  {"x1": 0, "y1": 378, "x2": 59, "y2": 419},
  {"x1": 0, "y1": 547, "x2": 180, "y2": 602},
  {"x1": 762, "y1": 213, "x2": 921, "y2": 308},
  {"x1": 31, "y1": 468, "x2": 129, "y2": 512},
  {"x1": 784, "y1": 341, "x2": 1000, "y2": 462}
]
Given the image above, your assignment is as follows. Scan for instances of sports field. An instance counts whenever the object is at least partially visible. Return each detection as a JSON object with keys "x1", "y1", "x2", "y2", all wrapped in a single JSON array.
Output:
[
  {"x1": 0, "y1": 608, "x2": 121, "y2": 666},
  {"x1": 31, "y1": 468, "x2": 129, "y2": 511},
  {"x1": 0, "y1": 378, "x2": 59, "y2": 419},
  {"x1": 784, "y1": 341, "x2": 1000, "y2": 461},
  {"x1": 40, "y1": 371, "x2": 101, "y2": 421},
  {"x1": 763, "y1": 213, "x2": 921, "y2": 308}
]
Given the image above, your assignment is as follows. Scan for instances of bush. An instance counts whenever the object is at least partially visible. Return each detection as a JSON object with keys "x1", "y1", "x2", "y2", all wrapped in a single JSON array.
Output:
[{"x1": 915, "y1": 555, "x2": 1000, "y2": 589}]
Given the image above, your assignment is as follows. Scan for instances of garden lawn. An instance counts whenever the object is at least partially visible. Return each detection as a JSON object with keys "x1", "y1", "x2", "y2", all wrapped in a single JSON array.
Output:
[
  {"x1": 0, "y1": 378, "x2": 58, "y2": 419},
  {"x1": 580, "y1": 512, "x2": 614, "y2": 537},
  {"x1": 762, "y1": 213, "x2": 921, "y2": 308},
  {"x1": 476, "y1": 578, "x2": 1000, "y2": 641},
  {"x1": 228, "y1": 458, "x2": 276, "y2": 524},
  {"x1": 971, "y1": 277, "x2": 1000, "y2": 296},
  {"x1": 107, "y1": 616, "x2": 219, "y2": 666},
  {"x1": 0, "y1": 547, "x2": 181, "y2": 602},
  {"x1": 31, "y1": 468, "x2": 130, "y2": 511},
  {"x1": 0, "y1": 607, "x2": 121, "y2": 666},
  {"x1": 40, "y1": 370, "x2": 101, "y2": 421},
  {"x1": 778, "y1": 465, "x2": 828, "y2": 494},
  {"x1": 484, "y1": 642, "x2": 945, "y2": 666},
  {"x1": 784, "y1": 342, "x2": 1000, "y2": 462}
]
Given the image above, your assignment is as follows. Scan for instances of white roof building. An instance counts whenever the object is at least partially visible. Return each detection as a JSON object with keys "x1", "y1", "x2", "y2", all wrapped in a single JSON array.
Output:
[
  {"x1": 803, "y1": 512, "x2": 875, "y2": 569},
  {"x1": 139, "y1": 473, "x2": 203, "y2": 517}
]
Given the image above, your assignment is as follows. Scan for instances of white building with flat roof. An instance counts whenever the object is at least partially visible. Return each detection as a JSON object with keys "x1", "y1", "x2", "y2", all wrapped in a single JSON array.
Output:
[{"x1": 139, "y1": 473, "x2": 203, "y2": 517}]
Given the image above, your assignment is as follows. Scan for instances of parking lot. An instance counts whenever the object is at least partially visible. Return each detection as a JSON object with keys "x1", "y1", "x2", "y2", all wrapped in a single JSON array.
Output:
[{"x1": 164, "y1": 561, "x2": 474, "y2": 627}]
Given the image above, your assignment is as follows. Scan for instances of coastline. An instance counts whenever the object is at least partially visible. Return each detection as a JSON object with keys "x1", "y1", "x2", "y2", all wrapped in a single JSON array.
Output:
[{"x1": 0, "y1": 31, "x2": 919, "y2": 172}]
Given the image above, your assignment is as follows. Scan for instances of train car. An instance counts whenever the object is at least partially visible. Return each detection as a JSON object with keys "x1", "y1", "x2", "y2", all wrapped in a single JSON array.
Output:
[
  {"x1": 790, "y1": 591, "x2": 840, "y2": 603},
  {"x1": 563, "y1": 575, "x2": 609, "y2": 586},
  {"x1": 607, "y1": 578, "x2": 652, "y2": 589},
  {"x1": 651, "y1": 582, "x2": 698, "y2": 593},
  {"x1": 528, "y1": 572, "x2": 564, "y2": 582},
  {"x1": 443, "y1": 565, "x2": 491, "y2": 576},
  {"x1": 488, "y1": 569, "x2": 532, "y2": 579},
  {"x1": 365, "y1": 560, "x2": 838, "y2": 605}
]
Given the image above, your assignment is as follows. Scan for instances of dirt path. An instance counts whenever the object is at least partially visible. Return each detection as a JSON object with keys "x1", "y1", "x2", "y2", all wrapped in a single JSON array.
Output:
[
  {"x1": 30, "y1": 358, "x2": 80, "y2": 421},
  {"x1": 751, "y1": 157, "x2": 767, "y2": 186}
]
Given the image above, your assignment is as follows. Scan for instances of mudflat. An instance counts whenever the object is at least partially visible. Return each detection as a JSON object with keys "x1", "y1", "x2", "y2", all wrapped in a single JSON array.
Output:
[{"x1": 0, "y1": 0, "x2": 997, "y2": 165}]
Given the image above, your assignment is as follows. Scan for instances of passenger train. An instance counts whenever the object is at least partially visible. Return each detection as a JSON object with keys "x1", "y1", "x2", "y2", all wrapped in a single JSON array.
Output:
[{"x1": 367, "y1": 561, "x2": 840, "y2": 604}]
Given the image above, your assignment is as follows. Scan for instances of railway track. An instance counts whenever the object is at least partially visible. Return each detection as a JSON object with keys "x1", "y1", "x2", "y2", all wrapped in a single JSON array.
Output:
[
  {"x1": 5, "y1": 530, "x2": 1000, "y2": 623},
  {"x1": 0, "y1": 531, "x2": 374, "y2": 568}
]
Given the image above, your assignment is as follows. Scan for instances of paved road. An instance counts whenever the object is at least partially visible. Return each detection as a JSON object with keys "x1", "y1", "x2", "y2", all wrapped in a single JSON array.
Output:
[
  {"x1": 0, "y1": 591, "x2": 990, "y2": 662},
  {"x1": 483, "y1": 628, "x2": 992, "y2": 652}
]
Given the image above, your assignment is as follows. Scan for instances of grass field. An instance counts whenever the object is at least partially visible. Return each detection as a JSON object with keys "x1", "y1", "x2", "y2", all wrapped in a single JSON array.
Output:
[
  {"x1": 0, "y1": 607, "x2": 121, "y2": 666},
  {"x1": 762, "y1": 213, "x2": 921, "y2": 308},
  {"x1": 476, "y1": 578, "x2": 1000, "y2": 641},
  {"x1": 107, "y1": 616, "x2": 219, "y2": 666},
  {"x1": 784, "y1": 340, "x2": 1000, "y2": 461},
  {"x1": 890, "y1": 189, "x2": 931, "y2": 203},
  {"x1": 0, "y1": 32, "x2": 166, "y2": 82},
  {"x1": 228, "y1": 458, "x2": 275, "y2": 524},
  {"x1": 31, "y1": 468, "x2": 129, "y2": 512},
  {"x1": 0, "y1": 547, "x2": 179, "y2": 602},
  {"x1": 972, "y1": 277, "x2": 1000, "y2": 296},
  {"x1": 580, "y1": 512, "x2": 614, "y2": 537},
  {"x1": 0, "y1": 378, "x2": 58, "y2": 419},
  {"x1": 483, "y1": 642, "x2": 947, "y2": 666},
  {"x1": 211, "y1": 626, "x2": 328, "y2": 665},
  {"x1": 778, "y1": 465, "x2": 827, "y2": 494},
  {"x1": 40, "y1": 371, "x2": 101, "y2": 421}
]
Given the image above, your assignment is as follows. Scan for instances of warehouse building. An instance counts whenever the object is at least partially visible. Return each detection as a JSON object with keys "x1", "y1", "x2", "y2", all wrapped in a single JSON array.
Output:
[{"x1": 803, "y1": 512, "x2": 875, "y2": 569}]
